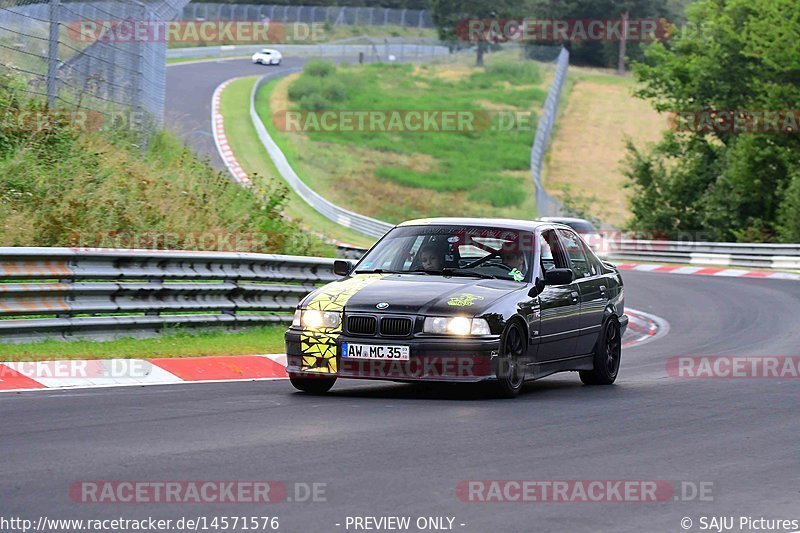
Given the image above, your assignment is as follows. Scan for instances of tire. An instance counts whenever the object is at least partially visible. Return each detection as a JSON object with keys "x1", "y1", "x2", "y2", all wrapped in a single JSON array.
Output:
[
  {"x1": 289, "y1": 373, "x2": 336, "y2": 394},
  {"x1": 493, "y1": 321, "x2": 526, "y2": 398},
  {"x1": 580, "y1": 318, "x2": 621, "y2": 385}
]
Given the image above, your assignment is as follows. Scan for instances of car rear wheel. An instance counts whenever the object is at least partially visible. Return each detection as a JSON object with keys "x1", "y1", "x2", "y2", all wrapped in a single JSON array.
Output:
[
  {"x1": 494, "y1": 321, "x2": 526, "y2": 398},
  {"x1": 580, "y1": 318, "x2": 621, "y2": 385},
  {"x1": 289, "y1": 373, "x2": 336, "y2": 394}
]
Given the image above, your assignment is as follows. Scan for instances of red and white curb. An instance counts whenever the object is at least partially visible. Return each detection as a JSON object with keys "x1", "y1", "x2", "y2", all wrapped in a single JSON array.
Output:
[
  {"x1": 0, "y1": 354, "x2": 287, "y2": 393},
  {"x1": 624, "y1": 308, "x2": 669, "y2": 348},
  {"x1": 616, "y1": 263, "x2": 800, "y2": 280},
  {"x1": 0, "y1": 309, "x2": 665, "y2": 393},
  {"x1": 212, "y1": 78, "x2": 252, "y2": 187}
]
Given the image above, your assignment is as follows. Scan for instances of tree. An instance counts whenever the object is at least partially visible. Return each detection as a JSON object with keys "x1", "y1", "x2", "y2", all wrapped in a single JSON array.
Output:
[
  {"x1": 430, "y1": 0, "x2": 520, "y2": 66},
  {"x1": 524, "y1": 0, "x2": 676, "y2": 71},
  {"x1": 625, "y1": 0, "x2": 800, "y2": 242}
]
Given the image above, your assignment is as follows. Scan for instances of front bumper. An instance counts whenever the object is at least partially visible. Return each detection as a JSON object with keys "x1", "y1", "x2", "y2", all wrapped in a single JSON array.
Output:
[{"x1": 285, "y1": 329, "x2": 501, "y2": 383}]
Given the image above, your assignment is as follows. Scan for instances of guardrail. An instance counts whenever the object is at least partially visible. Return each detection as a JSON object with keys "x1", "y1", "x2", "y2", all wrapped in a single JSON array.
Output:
[
  {"x1": 1, "y1": 239, "x2": 797, "y2": 343},
  {"x1": 605, "y1": 240, "x2": 800, "y2": 270},
  {"x1": 0, "y1": 248, "x2": 337, "y2": 343},
  {"x1": 249, "y1": 75, "x2": 395, "y2": 239},
  {"x1": 168, "y1": 42, "x2": 450, "y2": 61}
]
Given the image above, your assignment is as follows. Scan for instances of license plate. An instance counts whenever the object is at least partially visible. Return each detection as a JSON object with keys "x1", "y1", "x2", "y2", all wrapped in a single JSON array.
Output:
[{"x1": 342, "y1": 343, "x2": 410, "y2": 361}]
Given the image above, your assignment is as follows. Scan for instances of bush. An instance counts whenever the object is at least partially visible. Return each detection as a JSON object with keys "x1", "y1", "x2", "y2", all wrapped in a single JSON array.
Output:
[
  {"x1": 288, "y1": 65, "x2": 348, "y2": 110},
  {"x1": 298, "y1": 93, "x2": 330, "y2": 111},
  {"x1": 303, "y1": 60, "x2": 335, "y2": 78}
]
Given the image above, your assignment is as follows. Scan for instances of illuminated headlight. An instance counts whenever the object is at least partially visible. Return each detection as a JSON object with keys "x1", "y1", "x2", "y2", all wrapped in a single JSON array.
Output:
[
  {"x1": 423, "y1": 317, "x2": 491, "y2": 335},
  {"x1": 298, "y1": 309, "x2": 341, "y2": 330}
]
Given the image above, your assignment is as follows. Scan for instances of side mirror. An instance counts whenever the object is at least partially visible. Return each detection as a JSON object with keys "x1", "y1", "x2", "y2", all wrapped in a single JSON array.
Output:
[
  {"x1": 333, "y1": 260, "x2": 353, "y2": 277},
  {"x1": 543, "y1": 268, "x2": 574, "y2": 286}
]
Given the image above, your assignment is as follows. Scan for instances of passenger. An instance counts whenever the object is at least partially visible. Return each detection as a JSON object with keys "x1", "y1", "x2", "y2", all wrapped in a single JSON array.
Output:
[{"x1": 500, "y1": 246, "x2": 526, "y2": 273}]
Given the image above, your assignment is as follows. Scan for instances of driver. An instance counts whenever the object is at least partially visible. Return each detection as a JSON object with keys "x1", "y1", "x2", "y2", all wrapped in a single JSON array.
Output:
[{"x1": 418, "y1": 244, "x2": 443, "y2": 271}]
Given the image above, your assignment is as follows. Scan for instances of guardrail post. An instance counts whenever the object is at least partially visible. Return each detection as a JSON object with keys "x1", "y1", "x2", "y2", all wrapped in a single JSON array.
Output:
[{"x1": 145, "y1": 278, "x2": 162, "y2": 316}]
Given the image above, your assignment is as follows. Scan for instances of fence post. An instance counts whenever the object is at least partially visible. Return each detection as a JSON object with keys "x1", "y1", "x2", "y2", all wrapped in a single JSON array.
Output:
[{"x1": 46, "y1": 0, "x2": 60, "y2": 107}]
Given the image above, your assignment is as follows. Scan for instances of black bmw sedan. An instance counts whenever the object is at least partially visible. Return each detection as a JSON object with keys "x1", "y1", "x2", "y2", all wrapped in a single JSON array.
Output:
[{"x1": 285, "y1": 218, "x2": 628, "y2": 397}]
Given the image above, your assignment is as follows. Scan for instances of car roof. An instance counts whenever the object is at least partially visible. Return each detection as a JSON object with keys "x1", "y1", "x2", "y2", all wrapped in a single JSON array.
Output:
[
  {"x1": 398, "y1": 217, "x2": 551, "y2": 232},
  {"x1": 537, "y1": 216, "x2": 591, "y2": 223}
]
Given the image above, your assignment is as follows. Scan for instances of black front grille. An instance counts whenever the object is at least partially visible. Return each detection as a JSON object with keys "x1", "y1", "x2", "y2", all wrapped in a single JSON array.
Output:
[
  {"x1": 380, "y1": 317, "x2": 413, "y2": 337},
  {"x1": 347, "y1": 315, "x2": 377, "y2": 335}
]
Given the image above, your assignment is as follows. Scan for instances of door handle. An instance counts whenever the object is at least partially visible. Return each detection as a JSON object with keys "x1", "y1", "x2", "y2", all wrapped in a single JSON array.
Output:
[
  {"x1": 599, "y1": 285, "x2": 607, "y2": 297},
  {"x1": 571, "y1": 291, "x2": 579, "y2": 303}
]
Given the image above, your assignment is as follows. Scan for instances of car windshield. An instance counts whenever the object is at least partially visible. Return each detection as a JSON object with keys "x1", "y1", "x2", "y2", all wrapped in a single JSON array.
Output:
[{"x1": 354, "y1": 225, "x2": 534, "y2": 282}]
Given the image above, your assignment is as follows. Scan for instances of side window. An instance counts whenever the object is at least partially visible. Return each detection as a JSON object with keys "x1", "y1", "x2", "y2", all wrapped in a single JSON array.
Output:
[
  {"x1": 540, "y1": 230, "x2": 569, "y2": 271},
  {"x1": 538, "y1": 233, "x2": 555, "y2": 272},
  {"x1": 557, "y1": 229, "x2": 591, "y2": 279},
  {"x1": 581, "y1": 241, "x2": 603, "y2": 276}
]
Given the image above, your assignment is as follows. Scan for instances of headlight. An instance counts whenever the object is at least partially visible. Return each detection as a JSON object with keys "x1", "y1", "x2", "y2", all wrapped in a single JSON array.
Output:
[
  {"x1": 298, "y1": 309, "x2": 341, "y2": 330},
  {"x1": 423, "y1": 317, "x2": 491, "y2": 335}
]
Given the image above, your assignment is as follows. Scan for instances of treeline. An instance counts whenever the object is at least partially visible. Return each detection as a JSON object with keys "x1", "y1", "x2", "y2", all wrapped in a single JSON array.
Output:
[{"x1": 624, "y1": 0, "x2": 800, "y2": 242}]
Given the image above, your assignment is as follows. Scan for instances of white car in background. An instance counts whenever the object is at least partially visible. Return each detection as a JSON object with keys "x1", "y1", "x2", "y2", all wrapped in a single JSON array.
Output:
[{"x1": 252, "y1": 48, "x2": 282, "y2": 66}]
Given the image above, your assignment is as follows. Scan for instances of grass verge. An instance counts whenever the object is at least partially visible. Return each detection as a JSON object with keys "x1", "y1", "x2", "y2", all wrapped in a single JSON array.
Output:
[
  {"x1": 255, "y1": 56, "x2": 547, "y2": 223},
  {"x1": 0, "y1": 326, "x2": 287, "y2": 361},
  {"x1": 543, "y1": 67, "x2": 665, "y2": 227},
  {"x1": 220, "y1": 76, "x2": 376, "y2": 248}
]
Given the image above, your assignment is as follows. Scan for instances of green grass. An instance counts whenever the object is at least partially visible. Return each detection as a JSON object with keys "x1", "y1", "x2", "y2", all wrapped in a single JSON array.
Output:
[
  {"x1": 256, "y1": 57, "x2": 545, "y2": 223},
  {"x1": 0, "y1": 325, "x2": 288, "y2": 361},
  {"x1": 219, "y1": 76, "x2": 376, "y2": 248}
]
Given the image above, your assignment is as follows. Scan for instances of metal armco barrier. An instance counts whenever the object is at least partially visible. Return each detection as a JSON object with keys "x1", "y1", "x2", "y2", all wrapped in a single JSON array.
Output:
[
  {"x1": 606, "y1": 240, "x2": 800, "y2": 270},
  {"x1": 0, "y1": 248, "x2": 337, "y2": 343},
  {"x1": 249, "y1": 76, "x2": 394, "y2": 239}
]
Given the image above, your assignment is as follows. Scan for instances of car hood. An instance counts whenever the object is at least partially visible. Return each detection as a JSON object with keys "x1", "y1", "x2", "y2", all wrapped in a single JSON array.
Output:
[{"x1": 301, "y1": 273, "x2": 526, "y2": 316}]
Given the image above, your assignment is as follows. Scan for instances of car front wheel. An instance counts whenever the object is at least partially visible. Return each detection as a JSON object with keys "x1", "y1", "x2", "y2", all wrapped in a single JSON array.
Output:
[
  {"x1": 289, "y1": 373, "x2": 336, "y2": 394},
  {"x1": 580, "y1": 318, "x2": 621, "y2": 385},
  {"x1": 493, "y1": 321, "x2": 526, "y2": 398}
]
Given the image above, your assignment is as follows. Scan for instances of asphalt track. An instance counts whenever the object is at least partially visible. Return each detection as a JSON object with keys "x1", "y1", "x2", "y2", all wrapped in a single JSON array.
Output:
[
  {"x1": 2, "y1": 62, "x2": 798, "y2": 532},
  {"x1": 165, "y1": 56, "x2": 350, "y2": 170}
]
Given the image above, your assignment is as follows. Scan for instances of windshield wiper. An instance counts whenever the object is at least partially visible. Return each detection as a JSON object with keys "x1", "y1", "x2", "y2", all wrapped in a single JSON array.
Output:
[
  {"x1": 354, "y1": 268, "x2": 404, "y2": 274},
  {"x1": 410, "y1": 268, "x2": 497, "y2": 280}
]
